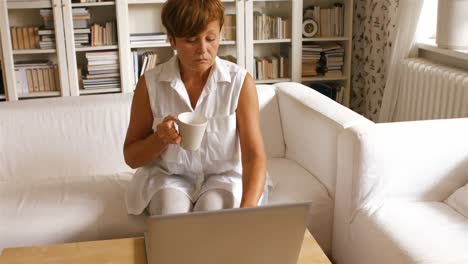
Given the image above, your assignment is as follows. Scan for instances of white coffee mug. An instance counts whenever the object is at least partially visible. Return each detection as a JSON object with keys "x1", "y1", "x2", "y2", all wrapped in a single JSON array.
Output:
[{"x1": 177, "y1": 112, "x2": 208, "y2": 151}]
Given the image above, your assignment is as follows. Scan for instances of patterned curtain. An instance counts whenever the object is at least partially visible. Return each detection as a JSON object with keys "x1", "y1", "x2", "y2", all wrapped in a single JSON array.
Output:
[{"x1": 351, "y1": 0, "x2": 399, "y2": 121}]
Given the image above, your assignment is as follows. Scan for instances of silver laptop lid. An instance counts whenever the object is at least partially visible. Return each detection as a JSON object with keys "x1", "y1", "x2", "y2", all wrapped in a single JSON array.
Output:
[{"x1": 145, "y1": 202, "x2": 310, "y2": 264}]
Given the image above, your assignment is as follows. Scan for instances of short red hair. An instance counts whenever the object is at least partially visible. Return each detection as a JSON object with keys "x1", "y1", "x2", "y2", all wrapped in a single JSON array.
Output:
[{"x1": 161, "y1": 0, "x2": 224, "y2": 38}]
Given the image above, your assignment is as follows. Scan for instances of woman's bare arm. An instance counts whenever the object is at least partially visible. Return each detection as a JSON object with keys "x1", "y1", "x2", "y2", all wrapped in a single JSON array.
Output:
[
  {"x1": 236, "y1": 73, "x2": 267, "y2": 207},
  {"x1": 123, "y1": 76, "x2": 180, "y2": 169}
]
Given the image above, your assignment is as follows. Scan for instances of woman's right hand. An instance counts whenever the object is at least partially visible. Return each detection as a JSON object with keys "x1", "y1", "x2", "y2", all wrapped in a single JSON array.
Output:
[{"x1": 155, "y1": 115, "x2": 181, "y2": 145}]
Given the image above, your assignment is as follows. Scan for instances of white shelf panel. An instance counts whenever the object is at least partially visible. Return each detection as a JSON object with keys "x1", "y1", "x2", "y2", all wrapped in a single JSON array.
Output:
[
  {"x1": 127, "y1": 0, "x2": 165, "y2": 4},
  {"x1": 301, "y1": 76, "x2": 348, "y2": 82},
  {"x1": 71, "y1": 1, "x2": 115, "y2": 7},
  {"x1": 7, "y1": 0, "x2": 52, "y2": 9},
  {"x1": 0, "y1": 95, "x2": 6, "y2": 100},
  {"x1": 302, "y1": 37, "x2": 350, "y2": 42},
  {"x1": 75, "y1": 45, "x2": 119, "y2": 52},
  {"x1": 130, "y1": 43, "x2": 170, "y2": 48},
  {"x1": 13, "y1": 49, "x2": 56, "y2": 55},
  {"x1": 220, "y1": 40, "x2": 236, "y2": 45},
  {"x1": 18, "y1": 91, "x2": 60, "y2": 98},
  {"x1": 255, "y1": 78, "x2": 291, "y2": 84},
  {"x1": 80, "y1": 88, "x2": 121, "y2": 95},
  {"x1": 253, "y1": 39, "x2": 291, "y2": 44}
]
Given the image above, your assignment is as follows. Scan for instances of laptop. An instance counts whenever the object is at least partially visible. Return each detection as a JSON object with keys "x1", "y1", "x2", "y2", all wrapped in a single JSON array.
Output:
[{"x1": 144, "y1": 202, "x2": 310, "y2": 264}]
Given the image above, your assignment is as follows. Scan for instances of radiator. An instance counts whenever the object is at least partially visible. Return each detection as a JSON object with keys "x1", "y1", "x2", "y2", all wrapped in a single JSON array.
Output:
[{"x1": 393, "y1": 58, "x2": 468, "y2": 121}]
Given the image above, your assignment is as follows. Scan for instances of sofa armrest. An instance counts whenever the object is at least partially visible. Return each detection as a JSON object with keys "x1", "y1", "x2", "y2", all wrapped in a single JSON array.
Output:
[
  {"x1": 335, "y1": 118, "x2": 468, "y2": 224},
  {"x1": 273, "y1": 82, "x2": 372, "y2": 197}
]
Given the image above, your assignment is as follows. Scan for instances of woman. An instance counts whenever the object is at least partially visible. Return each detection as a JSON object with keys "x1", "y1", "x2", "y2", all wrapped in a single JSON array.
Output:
[{"x1": 124, "y1": 0, "x2": 271, "y2": 216}]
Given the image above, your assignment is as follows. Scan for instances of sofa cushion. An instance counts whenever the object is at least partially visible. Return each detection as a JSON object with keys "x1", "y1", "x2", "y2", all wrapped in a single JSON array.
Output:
[
  {"x1": 267, "y1": 158, "x2": 333, "y2": 255},
  {"x1": 0, "y1": 173, "x2": 145, "y2": 250},
  {"x1": 348, "y1": 201, "x2": 468, "y2": 264},
  {"x1": 446, "y1": 182, "x2": 468, "y2": 218},
  {"x1": 256, "y1": 85, "x2": 285, "y2": 158}
]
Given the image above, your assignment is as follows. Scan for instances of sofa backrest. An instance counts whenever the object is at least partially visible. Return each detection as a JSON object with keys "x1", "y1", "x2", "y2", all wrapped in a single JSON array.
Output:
[
  {"x1": 0, "y1": 86, "x2": 284, "y2": 182},
  {"x1": 0, "y1": 94, "x2": 134, "y2": 182},
  {"x1": 273, "y1": 82, "x2": 373, "y2": 198}
]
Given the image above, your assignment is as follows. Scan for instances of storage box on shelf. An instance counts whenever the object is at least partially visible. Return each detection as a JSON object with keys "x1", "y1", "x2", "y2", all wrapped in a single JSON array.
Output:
[
  {"x1": 299, "y1": 0, "x2": 353, "y2": 106},
  {"x1": 0, "y1": 0, "x2": 69, "y2": 101}
]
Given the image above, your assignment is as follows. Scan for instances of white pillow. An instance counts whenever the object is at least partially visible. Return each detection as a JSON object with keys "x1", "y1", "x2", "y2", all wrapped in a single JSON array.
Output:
[{"x1": 445, "y1": 183, "x2": 468, "y2": 218}]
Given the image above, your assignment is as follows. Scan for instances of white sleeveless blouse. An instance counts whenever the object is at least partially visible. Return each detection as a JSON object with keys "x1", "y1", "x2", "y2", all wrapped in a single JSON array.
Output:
[{"x1": 126, "y1": 56, "x2": 268, "y2": 215}]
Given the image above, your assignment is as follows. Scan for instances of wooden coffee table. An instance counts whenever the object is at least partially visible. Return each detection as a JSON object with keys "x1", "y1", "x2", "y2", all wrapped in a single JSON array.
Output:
[{"x1": 0, "y1": 230, "x2": 330, "y2": 264}]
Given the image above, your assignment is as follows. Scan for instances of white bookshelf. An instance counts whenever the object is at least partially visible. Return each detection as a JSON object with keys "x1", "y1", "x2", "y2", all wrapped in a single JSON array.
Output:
[
  {"x1": 299, "y1": 0, "x2": 353, "y2": 106},
  {"x1": 0, "y1": 0, "x2": 353, "y2": 107},
  {"x1": 0, "y1": 0, "x2": 70, "y2": 101}
]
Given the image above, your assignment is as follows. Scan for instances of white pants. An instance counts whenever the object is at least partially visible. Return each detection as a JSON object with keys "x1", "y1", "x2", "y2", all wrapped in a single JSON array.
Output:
[{"x1": 148, "y1": 186, "x2": 269, "y2": 216}]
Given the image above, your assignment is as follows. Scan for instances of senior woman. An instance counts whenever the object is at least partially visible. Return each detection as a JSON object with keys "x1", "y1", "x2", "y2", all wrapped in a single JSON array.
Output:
[{"x1": 124, "y1": 0, "x2": 271, "y2": 216}]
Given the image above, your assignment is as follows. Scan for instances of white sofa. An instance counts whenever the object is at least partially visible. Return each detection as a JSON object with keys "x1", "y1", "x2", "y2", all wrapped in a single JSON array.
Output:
[
  {"x1": 0, "y1": 82, "x2": 370, "y2": 255},
  {"x1": 333, "y1": 118, "x2": 468, "y2": 264}
]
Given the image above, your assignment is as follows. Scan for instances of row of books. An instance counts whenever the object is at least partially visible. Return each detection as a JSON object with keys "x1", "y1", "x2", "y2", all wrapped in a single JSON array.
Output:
[
  {"x1": 302, "y1": 42, "x2": 344, "y2": 77},
  {"x1": 308, "y1": 82, "x2": 344, "y2": 104},
  {"x1": 89, "y1": 22, "x2": 117, "y2": 46},
  {"x1": 221, "y1": 15, "x2": 236, "y2": 41},
  {"x1": 303, "y1": 4, "x2": 345, "y2": 37},
  {"x1": 254, "y1": 54, "x2": 289, "y2": 80},
  {"x1": 14, "y1": 60, "x2": 60, "y2": 95},
  {"x1": 80, "y1": 51, "x2": 120, "y2": 90},
  {"x1": 131, "y1": 51, "x2": 158, "y2": 85},
  {"x1": 10, "y1": 27, "x2": 39, "y2": 50},
  {"x1": 254, "y1": 13, "x2": 291, "y2": 40}
]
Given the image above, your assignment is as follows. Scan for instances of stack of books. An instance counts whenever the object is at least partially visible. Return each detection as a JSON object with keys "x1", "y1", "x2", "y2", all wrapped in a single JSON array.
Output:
[
  {"x1": 82, "y1": 51, "x2": 120, "y2": 90},
  {"x1": 253, "y1": 12, "x2": 291, "y2": 40},
  {"x1": 302, "y1": 42, "x2": 344, "y2": 77},
  {"x1": 69, "y1": 8, "x2": 91, "y2": 47},
  {"x1": 72, "y1": 8, "x2": 90, "y2": 29},
  {"x1": 74, "y1": 28, "x2": 91, "y2": 47},
  {"x1": 10, "y1": 27, "x2": 39, "y2": 50},
  {"x1": 38, "y1": 29, "x2": 55, "y2": 49},
  {"x1": 130, "y1": 33, "x2": 167, "y2": 46},
  {"x1": 302, "y1": 43, "x2": 322, "y2": 76},
  {"x1": 221, "y1": 15, "x2": 236, "y2": 41},
  {"x1": 14, "y1": 60, "x2": 60, "y2": 95},
  {"x1": 254, "y1": 54, "x2": 289, "y2": 80},
  {"x1": 319, "y1": 42, "x2": 344, "y2": 77}
]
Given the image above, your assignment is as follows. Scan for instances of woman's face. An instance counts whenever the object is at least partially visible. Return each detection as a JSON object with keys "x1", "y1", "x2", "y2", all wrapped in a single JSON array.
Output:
[{"x1": 169, "y1": 20, "x2": 221, "y2": 75}]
